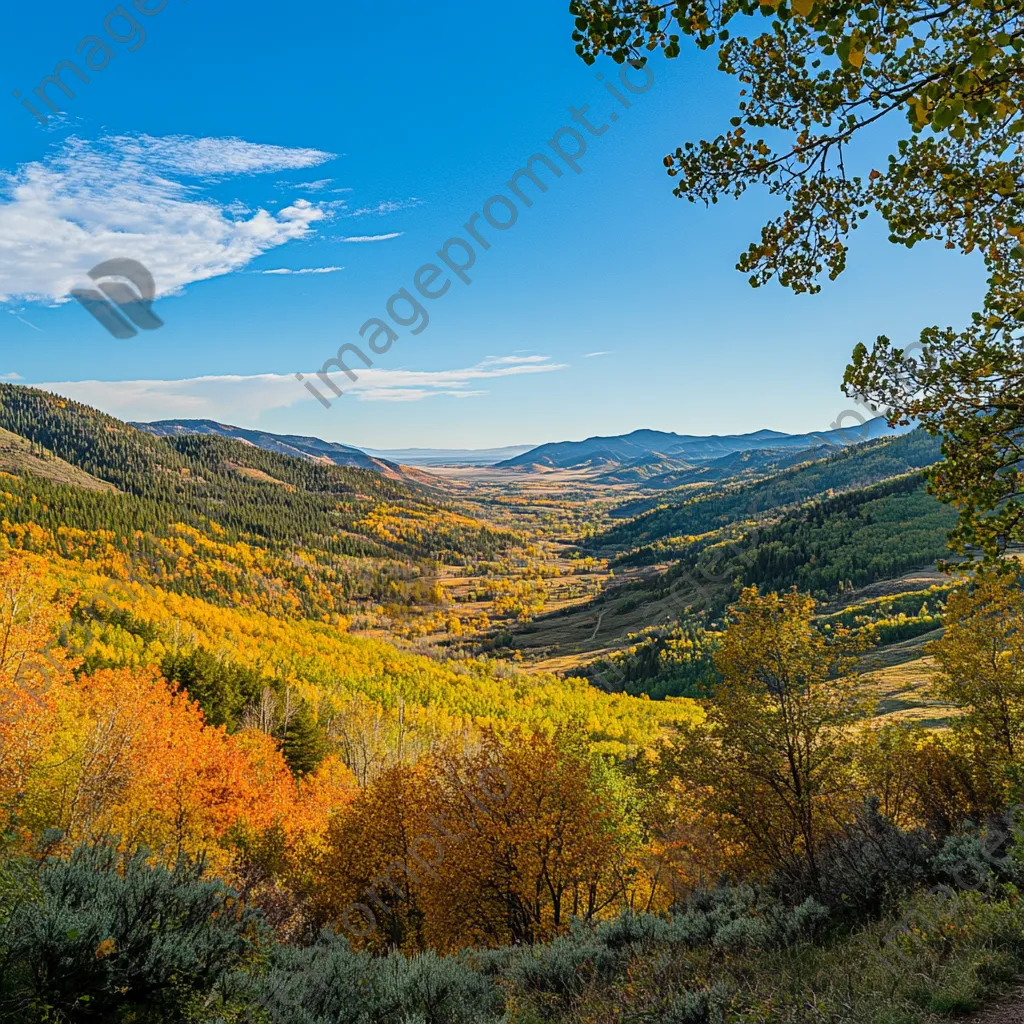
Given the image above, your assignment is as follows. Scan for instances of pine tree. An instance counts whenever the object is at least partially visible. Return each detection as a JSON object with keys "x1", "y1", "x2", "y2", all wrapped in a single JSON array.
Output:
[{"x1": 282, "y1": 699, "x2": 328, "y2": 777}]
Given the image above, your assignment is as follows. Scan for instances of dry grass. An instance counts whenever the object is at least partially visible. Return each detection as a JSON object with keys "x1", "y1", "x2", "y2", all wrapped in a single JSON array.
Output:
[
  {"x1": 225, "y1": 462, "x2": 295, "y2": 489},
  {"x1": 0, "y1": 427, "x2": 114, "y2": 492},
  {"x1": 859, "y1": 654, "x2": 959, "y2": 728}
]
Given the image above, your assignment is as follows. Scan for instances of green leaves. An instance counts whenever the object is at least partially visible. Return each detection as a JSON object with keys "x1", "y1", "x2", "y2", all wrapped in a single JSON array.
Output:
[
  {"x1": 570, "y1": 2, "x2": 1024, "y2": 560},
  {"x1": 568, "y1": 0, "x2": 1024, "y2": 296},
  {"x1": 836, "y1": 32, "x2": 866, "y2": 70}
]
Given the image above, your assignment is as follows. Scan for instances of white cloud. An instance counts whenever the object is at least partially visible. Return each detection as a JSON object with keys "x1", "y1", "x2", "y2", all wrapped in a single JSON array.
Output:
[
  {"x1": 261, "y1": 266, "x2": 344, "y2": 275},
  {"x1": 32, "y1": 356, "x2": 566, "y2": 421},
  {"x1": 479, "y1": 355, "x2": 551, "y2": 366},
  {"x1": 341, "y1": 233, "x2": 403, "y2": 243},
  {"x1": 584, "y1": 350, "x2": 612, "y2": 358},
  {"x1": 0, "y1": 133, "x2": 335, "y2": 303},
  {"x1": 0, "y1": 372, "x2": 22, "y2": 380},
  {"x1": 345, "y1": 199, "x2": 422, "y2": 217},
  {"x1": 110, "y1": 135, "x2": 333, "y2": 176},
  {"x1": 285, "y1": 178, "x2": 334, "y2": 191},
  {"x1": 337, "y1": 355, "x2": 566, "y2": 402}
]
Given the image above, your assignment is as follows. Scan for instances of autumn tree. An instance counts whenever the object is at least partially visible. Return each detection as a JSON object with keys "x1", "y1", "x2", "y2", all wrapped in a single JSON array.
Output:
[
  {"x1": 421, "y1": 732, "x2": 638, "y2": 950},
  {"x1": 0, "y1": 554, "x2": 77, "y2": 830},
  {"x1": 929, "y1": 567, "x2": 1024, "y2": 761},
  {"x1": 665, "y1": 587, "x2": 867, "y2": 886},
  {"x1": 9, "y1": 664, "x2": 344, "y2": 879},
  {"x1": 312, "y1": 731, "x2": 651, "y2": 953},
  {"x1": 313, "y1": 763, "x2": 435, "y2": 953},
  {"x1": 226, "y1": 753, "x2": 356, "y2": 942},
  {"x1": 854, "y1": 720, "x2": 923, "y2": 827},
  {"x1": 567, "y1": 2, "x2": 1024, "y2": 555}
]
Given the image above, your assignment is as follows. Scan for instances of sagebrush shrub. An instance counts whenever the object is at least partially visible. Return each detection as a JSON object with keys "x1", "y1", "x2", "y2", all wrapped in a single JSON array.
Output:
[
  {"x1": 244, "y1": 927, "x2": 505, "y2": 1024},
  {"x1": 0, "y1": 840, "x2": 263, "y2": 1023}
]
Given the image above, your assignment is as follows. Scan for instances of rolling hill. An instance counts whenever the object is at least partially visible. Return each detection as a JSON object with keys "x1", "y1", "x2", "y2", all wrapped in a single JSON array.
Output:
[
  {"x1": 496, "y1": 416, "x2": 906, "y2": 470},
  {"x1": 590, "y1": 443, "x2": 842, "y2": 488},
  {"x1": 133, "y1": 419, "x2": 423, "y2": 480},
  {"x1": 0, "y1": 384, "x2": 514, "y2": 619},
  {"x1": 599, "y1": 428, "x2": 943, "y2": 559},
  {"x1": 134, "y1": 421, "x2": 536, "y2": 471}
]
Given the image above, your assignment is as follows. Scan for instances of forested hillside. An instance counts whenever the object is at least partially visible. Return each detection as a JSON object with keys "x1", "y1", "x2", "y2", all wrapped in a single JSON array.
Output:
[
  {"x1": 54, "y1": 554, "x2": 695, "y2": 757},
  {"x1": 134, "y1": 418, "x2": 414, "y2": 478},
  {"x1": 593, "y1": 441, "x2": 839, "y2": 488},
  {"x1": 602, "y1": 428, "x2": 943, "y2": 561},
  {"x1": 0, "y1": 386, "x2": 515, "y2": 621},
  {"x1": 0, "y1": 385, "x2": 504, "y2": 556},
  {"x1": 623, "y1": 471, "x2": 955, "y2": 607}
]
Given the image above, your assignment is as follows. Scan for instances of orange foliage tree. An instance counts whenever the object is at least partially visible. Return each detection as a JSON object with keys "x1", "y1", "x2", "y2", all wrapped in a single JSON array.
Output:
[
  {"x1": 16, "y1": 668, "x2": 320, "y2": 866},
  {"x1": 314, "y1": 731, "x2": 657, "y2": 953},
  {"x1": 0, "y1": 552, "x2": 356, "y2": 902},
  {"x1": 0, "y1": 552, "x2": 78, "y2": 831}
]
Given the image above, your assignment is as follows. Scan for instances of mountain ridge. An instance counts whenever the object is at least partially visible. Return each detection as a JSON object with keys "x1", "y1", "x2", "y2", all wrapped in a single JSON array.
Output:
[
  {"x1": 131, "y1": 419, "x2": 435, "y2": 483},
  {"x1": 130, "y1": 417, "x2": 910, "y2": 476},
  {"x1": 496, "y1": 417, "x2": 906, "y2": 470}
]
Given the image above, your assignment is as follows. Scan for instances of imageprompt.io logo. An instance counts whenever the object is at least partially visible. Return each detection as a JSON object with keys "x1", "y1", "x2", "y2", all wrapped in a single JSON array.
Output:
[{"x1": 71, "y1": 258, "x2": 164, "y2": 339}]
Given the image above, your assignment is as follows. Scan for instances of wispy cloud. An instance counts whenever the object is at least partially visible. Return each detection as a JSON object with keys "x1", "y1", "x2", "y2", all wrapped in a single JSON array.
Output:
[
  {"x1": 479, "y1": 355, "x2": 551, "y2": 366},
  {"x1": 286, "y1": 178, "x2": 333, "y2": 191},
  {"x1": 353, "y1": 388, "x2": 490, "y2": 403},
  {"x1": 345, "y1": 199, "x2": 422, "y2": 218},
  {"x1": 32, "y1": 356, "x2": 566, "y2": 421},
  {"x1": 112, "y1": 135, "x2": 333, "y2": 176},
  {"x1": 584, "y1": 350, "x2": 612, "y2": 358},
  {"x1": 0, "y1": 133, "x2": 335, "y2": 303},
  {"x1": 5, "y1": 309, "x2": 41, "y2": 332},
  {"x1": 0, "y1": 372, "x2": 22, "y2": 380},
  {"x1": 341, "y1": 233, "x2": 403, "y2": 243},
  {"x1": 261, "y1": 266, "x2": 344, "y2": 275},
  {"x1": 342, "y1": 355, "x2": 566, "y2": 403}
]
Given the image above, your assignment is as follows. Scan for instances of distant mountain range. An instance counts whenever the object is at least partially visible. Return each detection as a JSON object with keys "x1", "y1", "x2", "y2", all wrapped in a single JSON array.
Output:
[
  {"x1": 590, "y1": 443, "x2": 843, "y2": 489},
  {"x1": 133, "y1": 421, "x2": 533, "y2": 471},
  {"x1": 132, "y1": 420, "x2": 420, "y2": 481},
  {"x1": 132, "y1": 417, "x2": 906, "y2": 476},
  {"x1": 495, "y1": 418, "x2": 904, "y2": 471}
]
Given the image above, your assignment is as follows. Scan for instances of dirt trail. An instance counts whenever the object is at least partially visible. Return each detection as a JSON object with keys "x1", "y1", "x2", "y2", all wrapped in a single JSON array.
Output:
[{"x1": 969, "y1": 984, "x2": 1024, "y2": 1024}]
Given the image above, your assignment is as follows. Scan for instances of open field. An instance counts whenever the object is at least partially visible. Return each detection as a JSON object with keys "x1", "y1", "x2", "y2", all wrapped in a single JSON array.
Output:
[{"x1": 860, "y1": 651, "x2": 958, "y2": 727}]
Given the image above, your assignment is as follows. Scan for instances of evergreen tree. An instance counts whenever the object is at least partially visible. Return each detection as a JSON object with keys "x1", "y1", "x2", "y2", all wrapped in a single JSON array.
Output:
[{"x1": 282, "y1": 699, "x2": 328, "y2": 777}]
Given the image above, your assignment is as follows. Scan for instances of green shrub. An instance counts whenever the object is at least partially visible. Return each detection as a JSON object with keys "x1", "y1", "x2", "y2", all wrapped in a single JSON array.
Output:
[
  {"x1": 661, "y1": 985, "x2": 730, "y2": 1024},
  {"x1": 479, "y1": 892, "x2": 827, "y2": 1018},
  {"x1": 244, "y1": 928, "x2": 505, "y2": 1024},
  {"x1": 932, "y1": 810, "x2": 1024, "y2": 892},
  {"x1": 0, "y1": 841, "x2": 264, "y2": 1023}
]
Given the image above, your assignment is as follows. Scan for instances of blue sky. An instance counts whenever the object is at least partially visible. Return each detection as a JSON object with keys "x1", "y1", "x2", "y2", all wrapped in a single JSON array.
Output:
[{"x1": 0, "y1": 0, "x2": 985, "y2": 448}]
